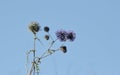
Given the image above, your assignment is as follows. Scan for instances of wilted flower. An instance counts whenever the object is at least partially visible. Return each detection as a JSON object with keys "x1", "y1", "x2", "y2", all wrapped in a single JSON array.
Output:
[
  {"x1": 29, "y1": 22, "x2": 40, "y2": 34},
  {"x1": 60, "y1": 46, "x2": 67, "y2": 53},
  {"x1": 56, "y1": 30, "x2": 67, "y2": 42},
  {"x1": 44, "y1": 26, "x2": 49, "y2": 32},
  {"x1": 67, "y1": 31, "x2": 76, "y2": 41},
  {"x1": 44, "y1": 35, "x2": 49, "y2": 40}
]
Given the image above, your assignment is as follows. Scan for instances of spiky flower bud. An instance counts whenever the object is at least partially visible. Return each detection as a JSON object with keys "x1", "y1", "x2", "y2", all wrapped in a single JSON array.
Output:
[
  {"x1": 44, "y1": 26, "x2": 49, "y2": 32},
  {"x1": 60, "y1": 46, "x2": 67, "y2": 53},
  {"x1": 29, "y1": 22, "x2": 40, "y2": 34},
  {"x1": 44, "y1": 35, "x2": 49, "y2": 40}
]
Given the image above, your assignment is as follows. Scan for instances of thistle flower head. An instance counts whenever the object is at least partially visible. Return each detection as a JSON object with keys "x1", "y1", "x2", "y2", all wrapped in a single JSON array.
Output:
[
  {"x1": 67, "y1": 31, "x2": 76, "y2": 42},
  {"x1": 60, "y1": 46, "x2": 67, "y2": 53},
  {"x1": 55, "y1": 30, "x2": 76, "y2": 42},
  {"x1": 44, "y1": 26, "x2": 49, "y2": 32},
  {"x1": 29, "y1": 22, "x2": 40, "y2": 34},
  {"x1": 55, "y1": 30, "x2": 67, "y2": 42}
]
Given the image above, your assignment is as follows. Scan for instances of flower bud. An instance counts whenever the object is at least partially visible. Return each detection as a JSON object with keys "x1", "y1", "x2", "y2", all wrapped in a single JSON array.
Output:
[
  {"x1": 44, "y1": 35, "x2": 49, "y2": 40},
  {"x1": 44, "y1": 26, "x2": 49, "y2": 32},
  {"x1": 29, "y1": 22, "x2": 40, "y2": 34},
  {"x1": 60, "y1": 46, "x2": 67, "y2": 53}
]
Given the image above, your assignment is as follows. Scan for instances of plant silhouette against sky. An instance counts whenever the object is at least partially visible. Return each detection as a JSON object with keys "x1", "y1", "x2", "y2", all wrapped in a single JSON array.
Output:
[{"x1": 27, "y1": 22, "x2": 76, "y2": 75}]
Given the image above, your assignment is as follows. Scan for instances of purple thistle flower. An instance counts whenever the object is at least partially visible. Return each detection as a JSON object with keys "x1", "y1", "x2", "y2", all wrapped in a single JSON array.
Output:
[
  {"x1": 67, "y1": 31, "x2": 76, "y2": 42},
  {"x1": 55, "y1": 30, "x2": 67, "y2": 42}
]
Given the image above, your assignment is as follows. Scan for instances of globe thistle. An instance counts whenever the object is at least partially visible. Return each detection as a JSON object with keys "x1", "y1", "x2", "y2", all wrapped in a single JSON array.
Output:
[
  {"x1": 44, "y1": 35, "x2": 49, "y2": 40},
  {"x1": 60, "y1": 46, "x2": 67, "y2": 53},
  {"x1": 67, "y1": 31, "x2": 76, "y2": 42},
  {"x1": 44, "y1": 26, "x2": 49, "y2": 32},
  {"x1": 29, "y1": 22, "x2": 40, "y2": 34},
  {"x1": 55, "y1": 30, "x2": 67, "y2": 42}
]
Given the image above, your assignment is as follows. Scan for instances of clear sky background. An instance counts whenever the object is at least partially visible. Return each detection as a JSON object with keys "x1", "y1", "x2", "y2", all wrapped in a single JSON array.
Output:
[{"x1": 0, "y1": 0, "x2": 120, "y2": 75}]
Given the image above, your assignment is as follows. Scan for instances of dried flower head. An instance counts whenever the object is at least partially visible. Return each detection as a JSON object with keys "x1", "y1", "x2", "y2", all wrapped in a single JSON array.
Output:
[
  {"x1": 29, "y1": 22, "x2": 40, "y2": 34},
  {"x1": 60, "y1": 46, "x2": 67, "y2": 53},
  {"x1": 44, "y1": 35, "x2": 49, "y2": 40},
  {"x1": 55, "y1": 30, "x2": 67, "y2": 42},
  {"x1": 44, "y1": 26, "x2": 49, "y2": 32},
  {"x1": 67, "y1": 31, "x2": 76, "y2": 41}
]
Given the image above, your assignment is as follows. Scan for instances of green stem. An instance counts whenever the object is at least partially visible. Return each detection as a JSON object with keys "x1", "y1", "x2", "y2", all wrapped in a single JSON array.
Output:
[{"x1": 33, "y1": 34, "x2": 36, "y2": 75}]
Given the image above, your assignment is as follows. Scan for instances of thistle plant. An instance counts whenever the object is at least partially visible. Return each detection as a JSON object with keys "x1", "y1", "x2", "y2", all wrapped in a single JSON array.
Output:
[{"x1": 26, "y1": 22, "x2": 76, "y2": 75}]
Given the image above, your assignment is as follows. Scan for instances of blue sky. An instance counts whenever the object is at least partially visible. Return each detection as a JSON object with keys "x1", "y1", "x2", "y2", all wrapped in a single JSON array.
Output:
[{"x1": 0, "y1": 0, "x2": 120, "y2": 75}]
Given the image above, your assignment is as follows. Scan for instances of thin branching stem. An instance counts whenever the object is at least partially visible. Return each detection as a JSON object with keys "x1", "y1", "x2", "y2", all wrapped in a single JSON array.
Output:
[
  {"x1": 48, "y1": 32, "x2": 54, "y2": 41},
  {"x1": 40, "y1": 49, "x2": 59, "y2": 60},
  {"x1": 40, "y1": 39, "x2": 58, "y2": 59},
  {"x1": 33, "y1": 34, "x2": 36, "y2": 75},
  {"x1": 36, "y1": 37, "x2": 43, "y2": 46}
]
